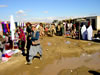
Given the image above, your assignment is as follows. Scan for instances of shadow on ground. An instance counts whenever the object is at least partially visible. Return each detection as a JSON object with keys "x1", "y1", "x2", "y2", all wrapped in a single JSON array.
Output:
[{"x1": 88, "y1": 70, "x2": 100, "y2": 75}]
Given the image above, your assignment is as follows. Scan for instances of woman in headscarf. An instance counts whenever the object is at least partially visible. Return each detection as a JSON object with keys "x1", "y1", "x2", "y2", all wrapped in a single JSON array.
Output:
[{"x1": 18, "y1": 27, "x2": 26, "y2": 56}]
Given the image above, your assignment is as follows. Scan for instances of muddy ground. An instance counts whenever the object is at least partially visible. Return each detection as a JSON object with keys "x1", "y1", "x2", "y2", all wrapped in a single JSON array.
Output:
[{"x1": 0, "y1": 36, "x2": 100, "y2": 75}]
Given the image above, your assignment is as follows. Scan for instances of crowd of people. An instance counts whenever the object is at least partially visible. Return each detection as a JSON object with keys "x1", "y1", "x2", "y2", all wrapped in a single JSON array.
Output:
[{"x1": 0, "y1": 20, "x2": 93, "y2": 64}]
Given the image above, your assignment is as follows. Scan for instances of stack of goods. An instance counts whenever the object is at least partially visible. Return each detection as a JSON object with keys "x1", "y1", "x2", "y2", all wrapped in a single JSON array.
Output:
[{"x1": 1, "y1": 49, "x2": 21, "y2": 62}]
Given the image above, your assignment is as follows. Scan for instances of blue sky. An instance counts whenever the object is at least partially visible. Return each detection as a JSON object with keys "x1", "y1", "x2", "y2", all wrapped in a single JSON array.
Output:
[{"x1": 0, "y1": 0, "x2": 100, "y2": 22}]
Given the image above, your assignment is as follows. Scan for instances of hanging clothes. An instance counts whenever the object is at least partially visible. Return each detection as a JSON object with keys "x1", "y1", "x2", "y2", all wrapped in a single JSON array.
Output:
[
  {"x1": 0, "y1": 23, "x2": 3, "y2": 36},
  {"x1": 81, "y1": 25, "x2": 87, "y2": 40},
  {"x1": 8, "y1": 23, "x2": 10, "y2": 31},
  {"x1": 6, "y1": 23, "x2": 10, "y2": 33},
  {"x1": 15, "y1": 22, "x2": 18, "y2": 28},
  {"x1": 10, "y1": 15, "x2": 16, "y2": 40},
  {"x1": 4, "y1": 22, "x2": 8, "y2": 33},
  {"x1": 0, "y1": 23, "x2": 3, "y2": 32},
  {"x1": 2, "y1": 22, "x2": 5, "y2": 33},
  {"x1": 87, "y1": 25, "x2": 93, "y2": 40}
]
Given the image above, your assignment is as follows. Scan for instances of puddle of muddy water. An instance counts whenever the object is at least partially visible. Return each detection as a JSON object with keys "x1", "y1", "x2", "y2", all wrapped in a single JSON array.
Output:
[{"x1": 40, "y1": 52, "x2": 100, "y2": 75}]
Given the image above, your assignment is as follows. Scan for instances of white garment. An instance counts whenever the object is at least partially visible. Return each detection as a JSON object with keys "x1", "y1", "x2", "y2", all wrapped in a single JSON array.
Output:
[
  {"x1": 0, "y1": 24, "x2": 3, "y2": 36},
  {"x1": 87, "y1": 25, "x2": 93, "y2": 40},
  {"x1": 11, "y1": 31, "x2": 15, "y2": 40},
  {"x1": 68, "y1": 23, "x2": 72, "y2": 29},
  {"x1": 18, "y1": 22, "x2": 20, "y2": 26},
  {"x1": 10, "y1": 15, "x2": 15, "y2": 31},
  {"x1": 24, "y1": 28, "x2": 26, "y2": 33},
  {"x1": 36, "y1": 24, "x2": 40, "y2": 30},
  {"x1": 0, "y1": 24, "x2": 3, "y2": 31},
  {"x1": 10, "y1": 15, "x2": 16, "y2": 40},
  {"x1": 81, "y1": 25, "x2": 87, "y2": 40}
]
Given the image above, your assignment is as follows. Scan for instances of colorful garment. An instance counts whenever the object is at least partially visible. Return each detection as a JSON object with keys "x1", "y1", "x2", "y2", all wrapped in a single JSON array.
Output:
[
  {"x1": 19, "y1": 28, "x2": 26, "y2": 42},
  {"x1": 6, "y1": 23, "x2": 10, "y2": 33},
  {"x1": 2, "y1": 22, "x2": 5, "y2": 33},
  {"x1": 0, "y1": 23, "x2": 3, "y2": 36},
  {"x1": 8, "y1": 23, "x2": 10, "y2": 31},
  {"x1": 0, "y1": 23, "x2": 3, "y2": 31},
  {"x1": 4, "y1": 22, "x2": 7, "y2": 33},
  {"x1": 18, "y1": 28, "x2": 26, "y2": 56}
]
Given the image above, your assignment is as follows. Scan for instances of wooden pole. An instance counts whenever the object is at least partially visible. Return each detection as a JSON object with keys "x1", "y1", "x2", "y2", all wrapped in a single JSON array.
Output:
[{"x1": 13, "y1": 40, "x2": 14, "y2": 50}]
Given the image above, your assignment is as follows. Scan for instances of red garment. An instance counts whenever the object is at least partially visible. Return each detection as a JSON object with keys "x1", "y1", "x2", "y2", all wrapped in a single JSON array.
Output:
[
  {"x1": 5, "y1": 54, "x2": 11, "y2": 58},
  {"x1": 88, "y1": 22, "x2": 90, "y2": 26},
  {"x1": 19, "y1": 29, "x2": 26, "y2": 42},
  {"x1": 73, "y1": 24, "x2": 76, "y2": 27},
  {"x1": 45, "y1": 28, "x2": 48, "y2": 32}
]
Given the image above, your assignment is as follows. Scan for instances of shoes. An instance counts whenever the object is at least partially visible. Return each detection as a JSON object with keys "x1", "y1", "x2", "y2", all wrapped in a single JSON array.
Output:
[
  {"x1": 40, "y1": 57, "x2": 42, "y2": 60},
  {"x1": 22, "y1": 52, "x2": 26, "y2": 56},
  {"x1": 25, "y1": 60, "x2": 32, "y2": 65},
  {"x1": 40, "y1": 55, "x2": 42, "y2": 60}
]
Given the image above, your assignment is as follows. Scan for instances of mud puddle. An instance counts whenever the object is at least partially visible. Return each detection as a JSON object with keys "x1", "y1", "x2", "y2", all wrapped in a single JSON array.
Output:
[{"x1": 40, "y1": 52, "x2": 100, "y2": 75}]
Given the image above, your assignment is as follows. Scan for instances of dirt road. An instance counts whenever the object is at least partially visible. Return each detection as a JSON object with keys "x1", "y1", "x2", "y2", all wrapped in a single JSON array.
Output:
[{"x1": 0, "y1": 36, "x2": 100, "y2": 75}]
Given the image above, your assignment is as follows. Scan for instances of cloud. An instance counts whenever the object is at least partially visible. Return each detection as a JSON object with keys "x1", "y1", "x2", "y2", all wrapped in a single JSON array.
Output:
[
  {"x1": 15, "y1": 10, "x2": 28, "y2": 22},
  {"x1": 88, "y1": 13, "x2": 99, "y2": 16},
  {"x1": 22, "y1": 14, "x2": 27, "y2": 16},
  {"x1": 43, "y1": 11, "x2": 48, "y2": 14},
  {"x1": 15, "y1": 16, "x2": 73, "y2": 23},
  {"x1": 26, "y1": 16, "x2": 68, "y2": 23},
  {"x1": 0, "y1": 5, "x2": 8, "y2": 7},
  {"x1": 16, "y1": 10, "x2": 24, "y2": 14}
]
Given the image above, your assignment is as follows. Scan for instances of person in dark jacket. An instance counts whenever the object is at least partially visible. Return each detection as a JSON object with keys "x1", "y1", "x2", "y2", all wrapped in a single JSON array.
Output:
[
  {"x1": 25, "y1": 25, "x2": 42, "y2": 65},
  {"x1": 26, "y1": 22, "x2": 32, "y2": 61}
]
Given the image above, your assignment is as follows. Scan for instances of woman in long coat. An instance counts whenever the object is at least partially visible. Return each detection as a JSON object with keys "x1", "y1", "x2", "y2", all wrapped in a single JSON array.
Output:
[{"x1": 19, "y1": 27, "x2": 26, "y2": 56}]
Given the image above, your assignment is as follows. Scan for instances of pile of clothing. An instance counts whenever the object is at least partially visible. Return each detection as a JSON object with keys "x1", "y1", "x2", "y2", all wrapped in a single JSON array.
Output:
[
  {"x1": 0, "y1": 35, "x2": 21, "y2": 62},
  {"x1": 1, "y1": 49, "x2": 21, "y2": 62}
]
